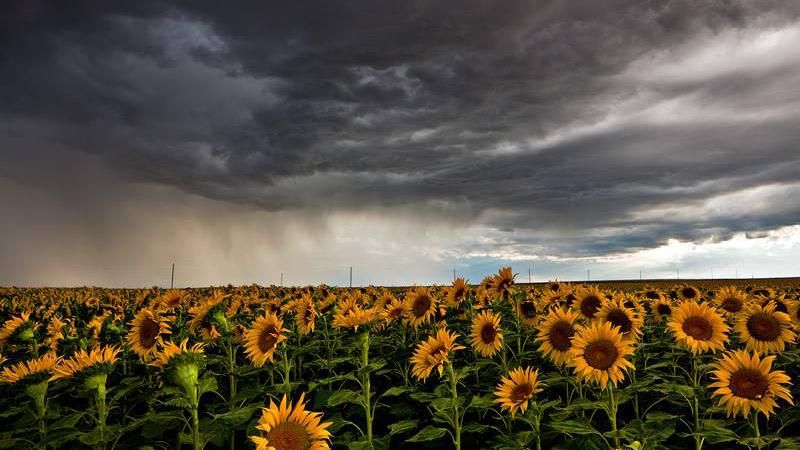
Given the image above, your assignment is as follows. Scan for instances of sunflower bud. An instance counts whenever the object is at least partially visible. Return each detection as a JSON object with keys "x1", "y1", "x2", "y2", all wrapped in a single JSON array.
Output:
[
  {"x1": 211, "y1": 310, "x2": 230, "y2": 334},
  {"x1": 17, "y1": 326, "x2": 35, "y2": 343}
]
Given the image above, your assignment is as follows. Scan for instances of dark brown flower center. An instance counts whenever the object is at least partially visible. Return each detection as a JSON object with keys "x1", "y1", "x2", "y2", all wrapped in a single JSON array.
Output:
[
  {"x1": 656, "y1": 304, "x2": 671, "y2": 316},
  {"x1": 605, "y1": 309, "x2": 633, "y2": 333},
  {"x1": 682, "y1": 287, "x2": 698, "y2": 299},
  {"x1": 509, "y1": 382, "x2": 533, "y2": 404},
  {"x1": 480, "y1": 323, "x2": 497, "y2": 344},
  {"x1": 584, "y1": 339, "x2": 619, "y2": 370},
  {"x1": 746, "y1": 313, "x2": 780, "y2": 341},
  {"x1": 682, "y1": 316, "x2": 713, "y2": 340},
  {"x1": 729, "y1": 368, "x2": 769, "y2": 400},
  {"x1": 138, "y1": 317, "x2": 161, "y2": 349},
  {"x1": 412, "y1": 295, "x2": 432, "y2": 318},
  {"x1": 753, "y1": 289, "x2": 769, "y2": 297},
  {"x1": 580, "y1": 296, "x2": 601, "y2": 319},
  {"x1": 268, "y1": 421, "x2": 310, "y2": 450},
  {"x1": 645, "y1": 291, "x2": 660, "y2": 300},
  {"x1": 520, "y1": 302, "x2": 537, "y2": 318},
  {"x1": 720, "y1": 297, "x2": 743, "y2": 313},
  {"x1": 453, "y1": 287, "x2": 465, "y2": 300},
  {"x1": 773, "y1": 300, "x2": 788, "y2": 314},
  {"x1": 548, "y1": 321, "x2": 574, "y2": 351},
  {"x1": 258, "y1": 326, "x2": 278, "y2": 353},
  {"x1": 564, "y1": 294, "x2": 577, "y2": 307}
]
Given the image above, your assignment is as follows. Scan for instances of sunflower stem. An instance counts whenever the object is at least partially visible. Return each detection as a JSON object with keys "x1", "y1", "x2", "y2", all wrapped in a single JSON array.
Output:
[
  {"x1": 607, "y1": 385, "x2": 620, "y2": 449},
  {"x1": 226, "y1": 337, "x2": 237, "y2": 450},
  {"x1": 446, "y1": 361, "x2": 462, "y2": 450},
  {"x1": 691, "y1": 356, "x2": 704, "y2": 450},
  {"x1": 752, "y1": 413, "x2": 762, "y2": 450},
  {"x1": 359, "y1": 331, "x2": 374, "y2": 448}
]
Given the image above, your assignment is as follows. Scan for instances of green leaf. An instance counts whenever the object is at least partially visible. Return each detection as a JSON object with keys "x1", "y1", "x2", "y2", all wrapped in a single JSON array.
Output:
[
  {"x1": 407, "y1": 426, "x2": 448, "y2": 443},
  {"x1": 380, "y1": 386, "x2": 411, "y2": 398},
  {"x1": 467, "y1": 394, "x2": 495, "y2": 410},
  {"x1": 548, "y1": 418, "x2": 603, "y2": 436},
  {"x1": 462, "y1": 423, "x2": 489, "y2": 434},
  {"x1": 198, "y1": 376, "x2": 218, "y2": 395},
  {"x1": 327, "y1": 389, "x2": 361, "y2": 407},
  {"x1": 387, "y1": 419, "x2": 418, "y2": 435}
]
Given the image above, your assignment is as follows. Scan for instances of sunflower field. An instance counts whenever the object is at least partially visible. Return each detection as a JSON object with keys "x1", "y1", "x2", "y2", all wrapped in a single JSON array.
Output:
[{"x1": 1, "y1": 271, "x2": 800, "y2": 450}]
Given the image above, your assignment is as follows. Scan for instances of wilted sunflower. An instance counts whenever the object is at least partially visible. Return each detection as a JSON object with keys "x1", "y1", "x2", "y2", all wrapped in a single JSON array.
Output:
[
  {"x1": 127, "y1": 308, "x2": 172, "y2": 361},
  {"x1": 713, "y1": 286, "x2": 748, "y2": 318},
  {"x1": 404, "y1": 287, "x2": 437, "y2": 329},
  {"x1": 250, "y1": 392, "x2": 332, "y2": 450},
  {"x1": 489, "y1": 267, "x2": 515, "y2": 301},
  {"x1": 445, "y1": 278, "x2": 469, "y2": 308},
  {"x1": 736, "y1": 301, "x2": 796, "y2": 354},
  {"x1": 470, "y1": 311, "x2": 503, "y2": 357},
  {"x1": 678, "y1": 285, "x2": 701, "y2": 301},
  {"x1": 709, "y1": 350, "x2": 793, "y2": 418},
  {"x1": 536, "y1": 307, "x2": 581, "y2": 366},
  {"x1": 243, "y1": 312, "x2": 288, "y2": 367},
  {"x1": 667, "y1": 300, "x2": 729, "y2": 354},
  {"x1": 0, "y1": 311, "x2": 33, "y2": 347},
  {"x1": 596, "y1": 296, "x2": 643, "y2": 342},
  {"x1": 573, "y1": 286, "x2": 605, "y2": 321},
  {"x1": 0, "y1": 352, "x2": 59, "y2": 384},
  {"x1": 50, "y1": 345, "x2": 120, "y2": 381},
  {"x1": 410, "y1": 328, "x2": 464, "y2": 381},
  {"x1": 568, "y1": 321, "x2": 635, "y2": 389},
  {"x1": 494, "y1": 366, "x2": 544, "y2": 417}
]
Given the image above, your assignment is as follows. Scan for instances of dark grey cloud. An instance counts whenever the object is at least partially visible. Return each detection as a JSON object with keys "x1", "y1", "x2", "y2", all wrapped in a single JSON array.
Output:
[{"x1": 3, "y1": 0, "x2": 800, "y2": 269}]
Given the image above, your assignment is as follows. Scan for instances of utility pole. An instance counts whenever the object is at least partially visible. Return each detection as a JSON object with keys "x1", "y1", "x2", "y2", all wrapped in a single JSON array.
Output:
[
  {"x1": 736, "y1": 269, "x2": 738, "y2": 279},
  {"x1": 528, "y1": 267, "x2": 532, "y2": 284},
  {"x1": 453, "y1": 268, "x2": 456, "y2": 282},
  {"x1": 170, "y1": 263, "x2": 174, "y2": 289},
  {"x1": 677, "y1": 268, "x2": 680, "y2": 281},
  {"x1": 280, "y1": 272, "x2": 283, "y2": 286},
  {"x1": 349, "y1": 266, "x2": 353, "y2": 288},
  {"x1": 587, "y1": 268, "x2": 590, "y2": 282},
  {"x1": 639, "y1": 270, "x2": 642, "y2": 281}
]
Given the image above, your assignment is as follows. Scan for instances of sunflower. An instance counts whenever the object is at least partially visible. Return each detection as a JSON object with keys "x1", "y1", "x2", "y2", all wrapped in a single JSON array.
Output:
[
  {"x1": 50, "y1": 345, "x2": 120, "y2": 381},
  {"x1": 642, "y1": 288, "x2": 665, "y2": 302},
  {"x1": 573, "y1": 286, "x2": 605, "y2": 321},
  {"x1": 568, "y1": 321, "x2": 635, "y2": 389},
  {"x1": 404, "y1": 287, "x2": 437, "y2": 329},
  {"x1": 151, "y1": 338, "x2": 206, "y2": 369},
  {"x1": 789, "y1": 301, "x2": 800, "y2": 330},
  {"x1": 536, "y1": 307, "x2": 581, "y2": 366},
  {"x1": 540, "y1": 289, "x2": 566, "y2": 309},
  {"x1": 736, "y1": 301, "x2": 796, "y2": 354},
  {"x1": 489, "y1": 267, "x2": 515, "y2": 301},
  {"x1": 0, "y1": 353, "x2": 60, "y2": 384},
  {"x1": 470, "y1": 311, "x2": 504, "y2": 357},
  {"x1": 0, "y1": 311, "x2": 32, "y2": 347},
  {"x1": 445, "y1": 278, "x2": 469, "y2": 308},
  {"x1": 188, "y1": 291, "x2": 230, "y2": 340},
  {"x1": 410, "y1": 328, "x2": 464, "y2": 381},
  {"x1": 127, "y1": 308, "x2": 172, "y2": 361},
  {"x1": 295, "y1": 297, "x2": 317, "y2": 336},
  {"x1": 712, "y1": 286, "x2": 748, "y2": 318},
  {"x1": 250, "y1": 392, "x2": 332, "y2": 450},
  {"x1": 382, "y1": 297, "x2": 406, "y2": 324},
  {"x1": 596, "y1": 296, "x2": 643, "y2": 342},
  {"x1": 758, "y1": 294, "x2": 793, "y2": 315},
  {"x1": 333, "y1": 305, "x2": 377, "y2": 331},
  {"x1": 494, "y1": 366, "x2": 544, "y2": 417},
  {"x1": 517, "y1": 293, "x2": 543, "y2": 327},
  {"x1": 652, "y1": 298, "x2": 674, "y2": 322},
  {"x1": 678, "y1": 285, "x2": 701, "y2": 301},
  {"x1": 709, "y1": 350, "x2": 793, "y2": 418},
  {"x1": 46, "y1": 316, "x2": 66, "y2": 353},
  {"x1": 667, "y1": 300, "x2": 729, "y2": 354},
  {"x1": 154, "y1": 289, "x2": 188, "y2": 311},
  {"x1": 243, "y1": 312, "x2": 288, "y2": 367}
]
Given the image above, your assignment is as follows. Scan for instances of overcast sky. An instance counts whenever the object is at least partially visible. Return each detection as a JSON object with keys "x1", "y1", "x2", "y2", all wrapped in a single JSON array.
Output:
[{"x1": 2, "y1": 1, "x2": 800, "y2": 287}]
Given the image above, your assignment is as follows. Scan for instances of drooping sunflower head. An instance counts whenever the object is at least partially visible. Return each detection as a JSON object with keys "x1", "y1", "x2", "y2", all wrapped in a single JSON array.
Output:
[
  {"x1": 568, "y1": 321, "x2": 635, "y2": 389},
  {"x1": 596, "y1": 296, "x2": 643, "y2": 342},
  {"x1": 127, "y1": 308, "x2": 172, "y2": 361},
  {"x1": 250, "y1": 392, "x2": 332, "y2": 450},
  {"x1": 404, "y1": 287, "x2": 437, "y2": 329},
  {"x1": 494, "y1": 366, "x2": 544, "y2": 417},
  {"x1": 0, "y1": 311, "x2": 33, "y2": 348},
  {"x1": 50, "y1": 345, "x2": 120, "y2": 382},
  {"x1": 1, "y1": 352, "x2": 60, "y2": 384},
  {"x1": 535, "y1": 307, "x2": 581, "y2": 366},
  {"x1": 187, "y1": 291, "x2": 231, "y2": 340},
  {"x1": 489, "y1": 267, "x2": 515, "y2": 301},
  {"x1": 713, "y1": 286, "x2": 749, "y2": 318},
  {"x1": 667, "y1": 300, "x2": 729, "y2": 355},
  {"x1": 736, "y1": 301, "x2": 796, "y2": 354},
  {"x1": 410, "y1": 328, "x2": 464, "y2": 381},
  {"x1": 243, "y1": 312, "x2": 288, "y2": 367},
  {"x1": 573, "y1": 286, "x2": 606, "y2": 321},
  {"x1": 470, "y1": 310, "x2": 504, "y2": 357},
  {"x1": 709, "y1": 350, "x2": 793, "y2": 418}
]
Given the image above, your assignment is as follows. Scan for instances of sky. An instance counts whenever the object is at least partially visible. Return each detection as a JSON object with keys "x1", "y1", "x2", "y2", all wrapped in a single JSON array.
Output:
[{"x1": 1, "y1": 0, "x2": 800, "y2": 287}]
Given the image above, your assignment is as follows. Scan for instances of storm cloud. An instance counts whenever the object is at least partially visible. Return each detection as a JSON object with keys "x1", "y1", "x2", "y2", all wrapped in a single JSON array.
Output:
[{"x1": 2, "y1": 0, "x2": 800, "y2": 285}]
